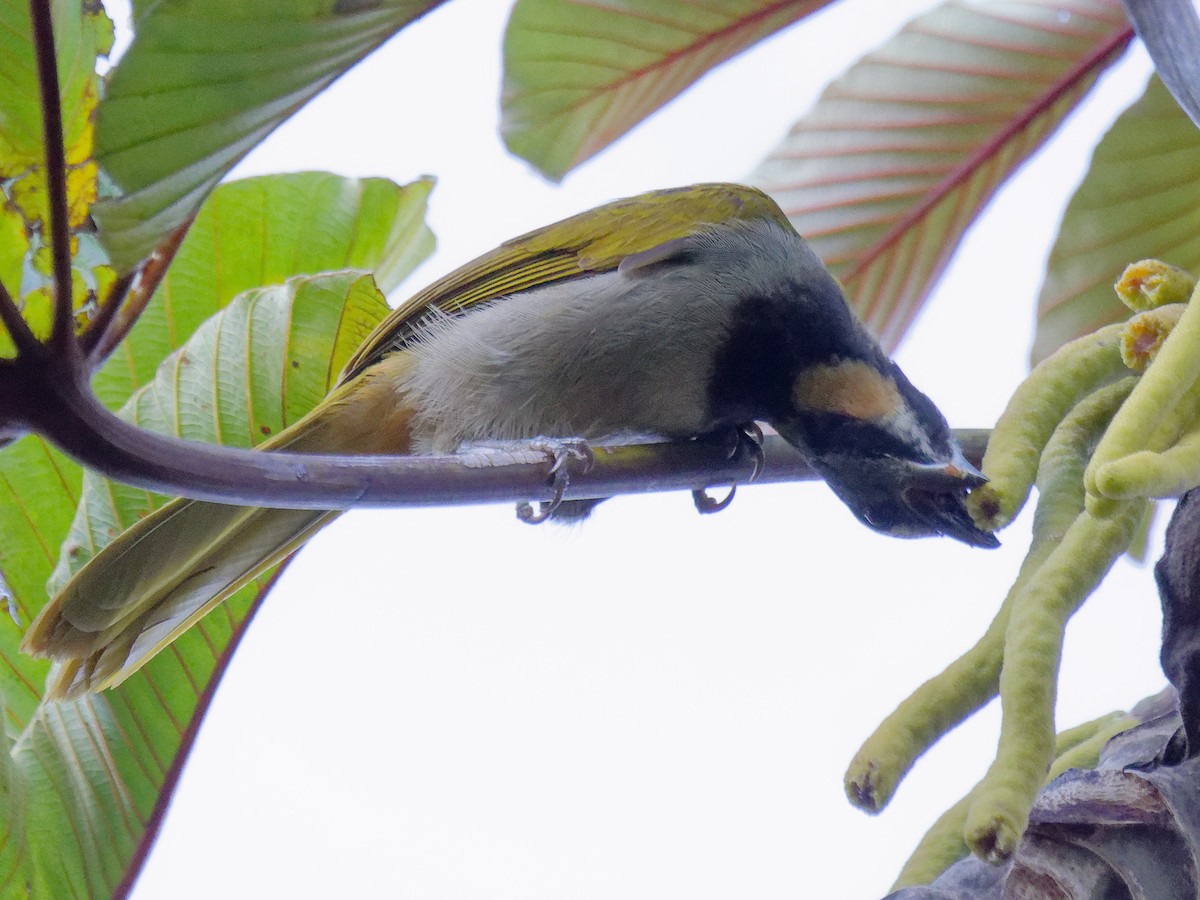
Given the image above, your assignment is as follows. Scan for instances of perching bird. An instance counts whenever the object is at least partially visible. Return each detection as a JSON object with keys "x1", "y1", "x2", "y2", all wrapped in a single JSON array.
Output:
[{"x1": 24, "y1": 183, "x2": 997, "y2": 698}]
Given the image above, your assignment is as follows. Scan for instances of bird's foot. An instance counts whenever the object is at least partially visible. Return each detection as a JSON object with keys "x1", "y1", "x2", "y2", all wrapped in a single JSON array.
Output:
[
  {"x1": 517, "y1": 438, "x2": 595, "y2": 524},
  {"x1": 692, "y1": 423, "x2": 764, "y2": 515}
]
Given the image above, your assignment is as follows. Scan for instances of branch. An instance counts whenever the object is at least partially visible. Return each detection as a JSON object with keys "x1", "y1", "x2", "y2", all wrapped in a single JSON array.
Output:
[
  {"x1": 82, "y1": 217, "x2": 193, "y2": 368},
  {"x1": 79, "y1": 267, "x2": 136, "y2": 368},
  {"x1": 28, "y1": 0, "x2": 76, "y2": 352},
  {"x1": 0, "y1": 280, "x2": 42, "y2": 359},
  {"x1": 19, "y1": 356, "x2": 991, "y2": 509}
]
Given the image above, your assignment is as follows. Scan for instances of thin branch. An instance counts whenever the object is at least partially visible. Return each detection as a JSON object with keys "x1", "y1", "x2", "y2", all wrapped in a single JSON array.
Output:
[
  {"x1": 28, "y1": 0, "x2": 76, "y2": 352},
  {"x1": 82, "y1": 217, "x2": 194, "y2": 368},
  {"x1": 18, "y1": 363, "x2": 988, "y2": 509},
  {"x1": 78, "y1": 267, "x2": 136, "y2": 366},
  {"x1": 26, "y1": 367, "x2": 794, "y2": 506},
  {"x1": 0, "y1": 280, "x2": 42, "y2": 358}
]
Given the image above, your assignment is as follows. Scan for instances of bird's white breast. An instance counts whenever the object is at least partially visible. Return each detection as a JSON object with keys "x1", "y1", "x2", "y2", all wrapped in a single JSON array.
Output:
[{"x1": 394, "y1": 218, "x2": 818, "y2": 453}]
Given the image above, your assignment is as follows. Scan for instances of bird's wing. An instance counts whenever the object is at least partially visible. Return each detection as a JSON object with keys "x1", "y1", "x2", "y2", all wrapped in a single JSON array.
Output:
[
  {"x1": 340, "y1": 183, "x2": 793, "y2": 379},
  {"x1": 24, "y1": 184, "x2": 792, "y2": 697},
  {"x1": 30, "y1": 501, "x2": 335, "y2": 699},
  {"x1": 24, "y1": 356, "x2": 418, "y2": 698}
]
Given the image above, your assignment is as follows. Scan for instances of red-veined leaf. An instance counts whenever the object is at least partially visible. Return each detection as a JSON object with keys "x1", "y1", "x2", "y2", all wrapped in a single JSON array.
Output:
[
  {"x1": 752, "y1": 0, "x2": 1133, "y2": 350},
  {"x1": 502, "y1": 0, "x2": 833, "y2": 181},
  {"x1": 1033, "y1": 75, "x2": 1200, "y2": 362}
]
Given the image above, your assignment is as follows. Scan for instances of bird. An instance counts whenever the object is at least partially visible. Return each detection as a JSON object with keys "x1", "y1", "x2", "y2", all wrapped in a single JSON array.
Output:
[{"x1": 23, "y1": 183, "x2": 998, "y2": 699}]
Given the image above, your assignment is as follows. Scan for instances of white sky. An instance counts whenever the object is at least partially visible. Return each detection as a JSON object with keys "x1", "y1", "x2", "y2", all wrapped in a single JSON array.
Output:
[{"x1": 115, "y1": 2, "x2": 1169, "y2": 898}]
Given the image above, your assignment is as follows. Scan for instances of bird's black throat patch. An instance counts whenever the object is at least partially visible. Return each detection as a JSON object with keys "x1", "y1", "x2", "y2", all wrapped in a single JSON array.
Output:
[{"x1": 706, "y1": 278, "x2": 883, "y2": 428}]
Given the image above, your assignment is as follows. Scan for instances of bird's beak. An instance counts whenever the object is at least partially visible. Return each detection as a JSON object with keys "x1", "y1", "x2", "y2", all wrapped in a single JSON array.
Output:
[
  {"x1": 896, "y1": 457, "x2": 999, "y2": 549},
  {"x1": 904, "y1": 445, "x2": 987, "y2": 491},
  {"x1": 816, "y1": 449, "x2": 999, "y2": 549}
]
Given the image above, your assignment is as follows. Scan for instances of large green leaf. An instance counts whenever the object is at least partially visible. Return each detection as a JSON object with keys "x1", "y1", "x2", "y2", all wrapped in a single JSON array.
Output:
[
  {"x1": 501, "y1": 0, "x2": 833, "y2": 181},
  {"x1": 1033, "y1": 75, "x2": 1200, "y2": 362},
  {"x1": 92, "y1": 0, "x2": 444, "y2": 270},
  {"x1": 52, "y1": 273, "x2": 388, "y2": 588},
  {"x1": 0, "y1": 439, "x2": 75, "y2": 734},
  {"x1": 0, "y1": 173, "x2": 432, "y2": 738},
  {"x1": 92, "y1": 172, "x2": 435, "y2": 408},
  {"x1": 4, "y1": 271, "x2": 392, "y2": 895},
  {"x1": 751, "y1": 0, "x2": 1132, "y2": 350}
]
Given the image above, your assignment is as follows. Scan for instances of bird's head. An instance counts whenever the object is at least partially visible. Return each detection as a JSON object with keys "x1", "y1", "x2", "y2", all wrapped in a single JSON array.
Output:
[
  {"x1": 699, "y1": 223, "x2": 998, "y2": 549},
  {"x1": 774, "y1": 355, "x2": 998, "y2": 549}
]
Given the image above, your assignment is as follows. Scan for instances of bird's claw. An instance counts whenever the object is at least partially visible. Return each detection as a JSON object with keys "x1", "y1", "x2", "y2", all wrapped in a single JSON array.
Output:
[
  {"x1": 517, "y1": 439, "x2": 595, "y2": 524},
  {"x1": 692, "y1": 486, "x2": 737, "y2": 514},
  {"x1": 737, "y1": 422, "x2": 766, "y2": 481},
  {"x1": 692, "y1": 423, "x2": 764, "y2": 515}
]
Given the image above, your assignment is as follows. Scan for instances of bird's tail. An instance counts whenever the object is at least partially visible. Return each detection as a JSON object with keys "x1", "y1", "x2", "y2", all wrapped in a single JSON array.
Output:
[{"x1": 23, "y1": 355, "x2": 417, "y2": 699}]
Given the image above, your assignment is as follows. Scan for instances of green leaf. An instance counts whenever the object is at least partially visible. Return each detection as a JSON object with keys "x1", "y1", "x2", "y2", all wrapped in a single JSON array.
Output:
[
  {"x1": 92, "y1": 171, "x2": 434, "y2": 409},
  {"x1": 0, "y1": 169, "x2": 430, "y2": 640},
  {"x1": 0, "y1": 172, "x2": 431, "y2": 720},
  {"x1": 0, "y1": 0, "x2": 111, "y2": 345},
  {"x1": 0, "y1": 0, "x2": 108, "y2": 178},
  {"x1": 8, "y1": 271, "x2": 391, "y2": 896},
  {"x1": 0, "y1": 203, "x2": 28, "y2": 311},
  {"x1": 501, "y1": 0, "x2": 833, "y2": 181},
  {"x1": 1033, "y1": 76, "x2": 1200, "y2": 362},
  {"x1": 750, "y1": 0, "x2": 1133, "y2": 350},
  {"x1": 0, "y1": 438, "x2": 75, "y2": 735},
  {"x1": 56, "y1": 271, "x2": 390, "y2": 584},
  {"x1": 92, "y1": 0, "x2": 444, "y2": 270},
  {"x1": 0, "y1": 171, "x2": 431, "y2": 886}
]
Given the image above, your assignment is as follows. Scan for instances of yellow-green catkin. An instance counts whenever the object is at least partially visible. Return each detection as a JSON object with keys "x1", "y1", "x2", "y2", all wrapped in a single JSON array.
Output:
[
  {"x1": 1098, "y1": 428, "x2": 1200, "y2": 500},
  {"x1": 1115, "y1": 259, "x2": 1197, "y2": 311},
  {"x1": 892, "y1": 792, "x2": 975, "y2": 889},
  {"x1": 844, "y1": 379, "x2": 1135, "y2": 814},
  {"x1": 1046, "y1": 713, "x2": 1136, "y2": 780},
  {"x1": 1088, "y1": 281, "x2": 1200, "y2": 493},
  {"x1": 1092, "y1": 364, "x2": 1200, "y2": 501},
  {"x1": 964, "y1": 499, "x2": 1146, "y2": 863},
  {"x1": 1120, "y1": 304, "x2": 1185, "y2": 371},
  {"x1": 968, "y1": 324, "x2": 1127, "y2": 531},
  {"x1": 893, "y1": 710, "x2": 1133, "y2": 890}
]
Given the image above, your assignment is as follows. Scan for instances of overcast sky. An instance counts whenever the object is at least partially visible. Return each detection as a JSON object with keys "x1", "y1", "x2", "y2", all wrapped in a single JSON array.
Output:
[{"x1": 118, "y1": 2, "x2": 1168, "y2": 898}]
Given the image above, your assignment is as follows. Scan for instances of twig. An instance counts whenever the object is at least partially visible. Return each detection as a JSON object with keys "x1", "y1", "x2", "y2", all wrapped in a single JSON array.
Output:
[
  {"x1": 2, "y1": 335, "x2": 988, "y2": 508},
  {"x1": 19, "y1": 360, "x2": 995, "y2": 511},
  {"x1": 19, "y1": 366, "x2": 988, "y2": 509},
  {"x1": 82, "y1": 217, "x2": 194, "y2": 368},
  {"x1": 78, "y1": 269, "x2": 135, "y2": 365},
  {"x1": 28, "y1": 0, "x2": 77, "y2": 352},
  {"x1": 0, "y1": 281, "x2": 43, "y2": 359},
  {"x1": 22, "y1": 366, "x2": 807, "y2": 507}
]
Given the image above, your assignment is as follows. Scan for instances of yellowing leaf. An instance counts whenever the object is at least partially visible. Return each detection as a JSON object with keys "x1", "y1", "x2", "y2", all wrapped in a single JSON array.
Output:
[
  {"x1": 0, "y1": 0, "x2": 107, "y2": 211},
  {"x1": 0, "y1": 202, "x2": 28, "y2": 301},
  {"x1": 65, "y1": 160, "x2": 98, "y2": 228},
  {"x1": 21, "y1": 288, "x2": 52, "y2": 341},
  {"x1": 0, "y1": 0, "x2": 112, "y2": 340}
]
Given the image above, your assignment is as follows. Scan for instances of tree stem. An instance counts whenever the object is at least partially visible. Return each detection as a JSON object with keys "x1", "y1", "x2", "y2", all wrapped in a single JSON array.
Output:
[
  {"x1": 28, "y1": 0, "x2": 76, "y2": 351},
  {"x1": 20, "y1": 352, "x2": 968, "y2": 511}
]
